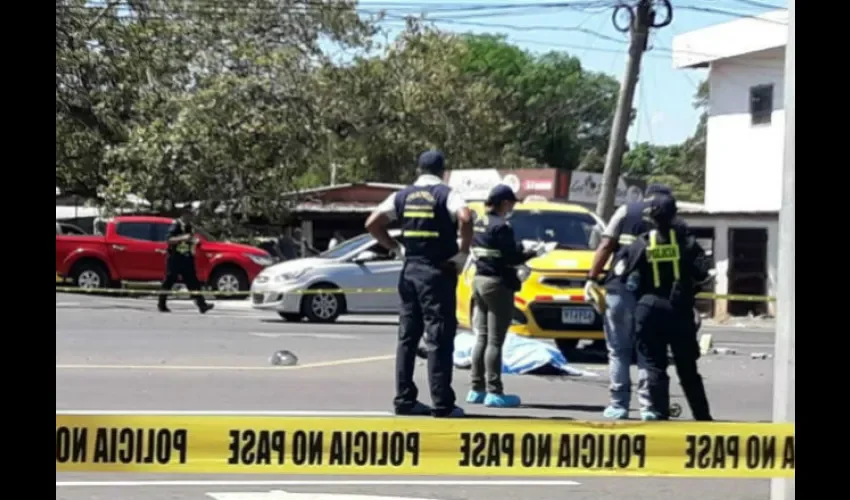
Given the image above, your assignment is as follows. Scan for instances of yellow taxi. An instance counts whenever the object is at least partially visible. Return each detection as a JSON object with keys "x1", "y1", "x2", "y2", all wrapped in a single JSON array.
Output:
[{"x1": 456, "y1": 199, "x2": 607, "y2": 357}]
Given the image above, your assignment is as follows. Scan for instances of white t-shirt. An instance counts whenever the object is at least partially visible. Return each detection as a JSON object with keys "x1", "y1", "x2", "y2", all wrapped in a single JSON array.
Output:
[{"x1": 374, "y1": 174, "x2": 468, "y2": 222}]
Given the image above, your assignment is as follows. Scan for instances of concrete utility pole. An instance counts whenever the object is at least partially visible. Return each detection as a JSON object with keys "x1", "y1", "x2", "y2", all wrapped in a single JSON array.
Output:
[
  {"x1": 771, "y1": 0, "x2": 794, "y2": 499},
  {"x1": 596, "y1": 0, "x2": 654, "y2": 221}
]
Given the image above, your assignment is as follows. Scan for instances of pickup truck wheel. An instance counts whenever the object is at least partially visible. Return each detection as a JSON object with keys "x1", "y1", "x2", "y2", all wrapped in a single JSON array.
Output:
[
  {"x1": 72, "y1": 262, "x2": 109, "y2": 290},
  {"x1": 209, "y1": 267, "x2": 249, "y2": 298}
]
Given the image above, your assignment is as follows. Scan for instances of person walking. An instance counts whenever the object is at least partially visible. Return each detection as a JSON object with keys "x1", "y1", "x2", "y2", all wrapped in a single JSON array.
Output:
[{"x1": 158, "y1": 207, "x2": 214, "y2": 314}]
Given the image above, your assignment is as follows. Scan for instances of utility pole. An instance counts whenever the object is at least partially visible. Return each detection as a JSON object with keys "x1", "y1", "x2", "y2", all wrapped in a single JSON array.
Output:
[
  {"x1": 771, "y1": 0, "x2": 794, "y2": 499},
  {"x1": 596, "y1": 0, "x2": 657, "y2": 221}
]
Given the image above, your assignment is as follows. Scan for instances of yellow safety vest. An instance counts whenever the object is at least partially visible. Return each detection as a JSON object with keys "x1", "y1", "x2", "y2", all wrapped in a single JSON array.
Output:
[{"x1": 645, "y1": 229, "x2": 680, "y2": 289}]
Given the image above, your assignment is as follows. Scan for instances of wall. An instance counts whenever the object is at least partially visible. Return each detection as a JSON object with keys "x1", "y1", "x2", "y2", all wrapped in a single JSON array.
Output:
[
  {"x1": 681, "y1": 214, "x2": 778, "y2": 318},
  {"x1": 705, "y1": 47, "x2": 786, "y2": 212}
]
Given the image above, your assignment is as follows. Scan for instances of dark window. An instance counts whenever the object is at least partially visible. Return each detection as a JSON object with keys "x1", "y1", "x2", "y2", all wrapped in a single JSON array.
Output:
[
  {"x1": 115, "y1": 222, "x2": 153, "y2": 241},
  {"x1": 508, "y1": 211, "x2": 598, "y2": 250},
  {"x1": 151, "y1": 223, "x2": 171, "y2": 242},
  {"x1": 749, "y1": 84, "x2": 774, "y2": 125}
]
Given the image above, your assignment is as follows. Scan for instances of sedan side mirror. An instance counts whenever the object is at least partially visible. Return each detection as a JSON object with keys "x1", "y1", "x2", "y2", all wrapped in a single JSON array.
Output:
[{"x1": 353, "y1": 250, "x2": 378, "y2": 263}]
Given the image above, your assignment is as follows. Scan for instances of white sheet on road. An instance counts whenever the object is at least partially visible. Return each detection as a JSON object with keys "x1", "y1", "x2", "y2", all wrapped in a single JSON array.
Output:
[{"x1": 452, "y1": 332, "x2": 598, "y2": 377}]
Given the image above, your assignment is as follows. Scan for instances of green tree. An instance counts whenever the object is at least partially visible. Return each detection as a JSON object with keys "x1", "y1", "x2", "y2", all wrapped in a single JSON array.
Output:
[
  {"x1": 56, "y1": 0, "x2": 374, "y2": 224},
  {"x1": 622, "y1": 81, "x2": 708, "y2": 202},
  {"x1": 454, "y1": 34, "x2": 621, "y2": 171},
  {"x1": 316, "y1": 22, "x2": 535, "y2": 184}
]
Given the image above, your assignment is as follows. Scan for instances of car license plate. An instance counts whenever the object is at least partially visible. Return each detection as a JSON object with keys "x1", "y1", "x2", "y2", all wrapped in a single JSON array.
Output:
[{"x1": 561, "y1": 307, "x2": 595, "y2": 325}]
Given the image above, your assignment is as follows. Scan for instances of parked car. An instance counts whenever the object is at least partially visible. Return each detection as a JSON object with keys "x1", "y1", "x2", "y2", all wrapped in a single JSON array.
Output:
[
  {"x1": 56, "y1": 215, "x2": 274, "y2": 292},
  {"x1": 250, "y1": 230, "x2": 404, "y2": 322}
]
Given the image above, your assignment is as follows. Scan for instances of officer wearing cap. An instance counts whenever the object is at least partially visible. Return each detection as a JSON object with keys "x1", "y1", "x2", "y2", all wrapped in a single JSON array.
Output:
[
  {"x1": 466, "y1": 184, "x2": 548, "y2": 408},
  {"x1": 586, "y1": 183, "x2": 672, "y2": 419},
  {"x1": 158, "y1": 207, "x2": 214, "y2": 314},
  {"x1": 366, "y1": 150, "x2": 473, "y2": 418},
  {"x1": 610, "y1": 194, "x2": 713, "y2": 421}
]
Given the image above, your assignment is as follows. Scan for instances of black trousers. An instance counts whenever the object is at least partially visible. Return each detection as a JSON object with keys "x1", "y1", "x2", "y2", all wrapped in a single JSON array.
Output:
[
  {"x1": 634, "y1": 295, "x2": 712, "y2": 420},
  {"x1": 159, "y1": 255, "x2": 208, "y2": 309},
  {"x1": 395, "y1": 260, "x2": 458, "y2": 415}
]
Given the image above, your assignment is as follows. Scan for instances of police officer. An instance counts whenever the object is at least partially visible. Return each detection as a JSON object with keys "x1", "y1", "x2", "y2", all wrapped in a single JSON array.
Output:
[
  {"x1": 586, "y1": 183, "x2": 672, "y2": 420},
  {"x1": 466, "y1": 185, "x2": 549, "y2": 408},
  {"x1": 611, "y1": 195, "x2": 713, "y2": 421},
  {"x1": 365, "y1": 150, "x2": 473, "y2": 418},
  {"x1": 158, "y1": 207, "x2": 214, "y2": 314}
]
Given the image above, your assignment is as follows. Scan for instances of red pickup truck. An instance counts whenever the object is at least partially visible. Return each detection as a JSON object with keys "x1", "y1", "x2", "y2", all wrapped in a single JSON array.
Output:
[{"x1": 56, "y1": 215, "x2": 274, "y2": 291}]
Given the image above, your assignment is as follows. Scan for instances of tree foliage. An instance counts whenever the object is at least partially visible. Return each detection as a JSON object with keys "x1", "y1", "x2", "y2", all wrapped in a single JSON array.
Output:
[
  {"x1": 621, "y1": 80, "x2": 708, "y2": 202},
  {"x1": 56, "y1": 1, "x2": 705, "y2": 228},
  {"x1": 56, "y1": 0, "x2": 373, "y2": 223},
  {"x1": 455, "y1": 34, "x2": 620, "y2": 171}
]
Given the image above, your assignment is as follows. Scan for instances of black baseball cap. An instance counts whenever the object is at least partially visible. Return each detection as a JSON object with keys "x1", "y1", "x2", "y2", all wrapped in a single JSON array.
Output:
[
  {"x1": 650, "y1": 194, "x2": 678, "y2": 224},
  {"x1": 417, "y1": 150, "x2": 445, "y2": 175},
  {"x1": 486, "y1": 184, "x2": 519, "y2": 205}
]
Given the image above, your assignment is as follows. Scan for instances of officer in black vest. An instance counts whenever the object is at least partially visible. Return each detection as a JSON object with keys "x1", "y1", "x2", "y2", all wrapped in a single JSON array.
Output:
[
  {"x1": 610, "y1": 195, "x2": 713, "y2": 421},
  {"x1": 587, "y1": 183, "x2": 672, "y2": 420},
  {"x1": 365, "y1": 150, "x2": 473, "y2": 418},
  {"x1": 466, "y1": 185, "x2": 550, "y2": 408},
  {"x1": 158, "y1": 207, "x2": 214, "y2": 314}
]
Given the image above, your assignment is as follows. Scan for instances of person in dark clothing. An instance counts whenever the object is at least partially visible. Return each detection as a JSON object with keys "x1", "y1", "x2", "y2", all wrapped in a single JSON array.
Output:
[
  {"x1": 158, "y1": 208, "x2": 214, "y2": 314},
  {"x1": 587, "y1": 183, "x2": 674, "y2": 420},
  {"x1": 365, "y1": 150, "x2": 473, "y2": 418},
  {"x1": 609, "y1": 195, "x2": 713, "y2": 421},
  {"x1": 466, "y1": 184, "x2": 551, "y2": 408}
]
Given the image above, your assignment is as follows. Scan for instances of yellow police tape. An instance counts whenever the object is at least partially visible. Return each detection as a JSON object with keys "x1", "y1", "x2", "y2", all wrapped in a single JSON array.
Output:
[
  {"x1": 54, "y1": 285, "x2": 775, "y2": 302},
  {"x1": 55, "y1": 415, "x2": 794, "y2": 478}
]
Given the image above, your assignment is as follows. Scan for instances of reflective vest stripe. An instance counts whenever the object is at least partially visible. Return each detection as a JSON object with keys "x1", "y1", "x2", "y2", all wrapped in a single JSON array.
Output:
[
  {"x1": 403, "y1": 211, "x2": 434, "y2": 218},
  {"x1": 471, "y1": 247, "x2": 502, "y2": 258},
  {"x1": 646, "y1": 229, "x2": 681, "y2": 288},
  {"x1": 619, "y1": 234, "x2": 637, "y2": 245},
  {"x1": 403, "y1": 230, "x2": 440, "y2": 238}
]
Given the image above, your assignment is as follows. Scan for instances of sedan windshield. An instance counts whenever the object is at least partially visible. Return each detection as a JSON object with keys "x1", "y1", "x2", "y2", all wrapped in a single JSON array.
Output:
[
  {"x1": 508, "y1": 210, "x2": 599, "y2": 250},
  {"x1": 319, "y1": 233, "x2": 374, "y2": 259}
]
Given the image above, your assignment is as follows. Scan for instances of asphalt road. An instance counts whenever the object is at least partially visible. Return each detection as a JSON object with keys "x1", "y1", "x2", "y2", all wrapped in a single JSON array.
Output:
[{"x1": 56, "y1": 293, "x2": 782, "y2": 500}]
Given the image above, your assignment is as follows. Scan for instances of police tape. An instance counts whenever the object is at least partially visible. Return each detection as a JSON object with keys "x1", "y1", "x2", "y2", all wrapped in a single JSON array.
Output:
[
  {"x1": 54, "y1": 285, "x2": 776, "y2": 302},
  {"x1": 55, "y1": 414, "x2": 794, "y2": 478},
  {"x1": 53, "y1": 286, "x2": 395, "y2": 297}
]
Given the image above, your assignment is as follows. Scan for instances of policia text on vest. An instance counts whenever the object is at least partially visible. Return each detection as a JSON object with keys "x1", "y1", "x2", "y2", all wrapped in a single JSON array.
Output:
[{"x1": 56, "y1": 415, "x2": 794, "y2": 478}]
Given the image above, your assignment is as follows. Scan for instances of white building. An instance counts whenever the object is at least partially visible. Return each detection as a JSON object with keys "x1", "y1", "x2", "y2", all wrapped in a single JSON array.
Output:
[{"x1": 672, "y1": 9, "x2": 788, "y2": 318}]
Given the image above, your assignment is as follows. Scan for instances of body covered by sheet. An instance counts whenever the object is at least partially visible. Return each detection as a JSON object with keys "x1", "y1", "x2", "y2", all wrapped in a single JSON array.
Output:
[{"x1": 452, "y1": 332, "x2": 598, "y2": 377}]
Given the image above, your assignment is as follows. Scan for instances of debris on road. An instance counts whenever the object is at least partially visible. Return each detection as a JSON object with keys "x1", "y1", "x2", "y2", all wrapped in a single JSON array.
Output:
[{"x1": 270, "y1": 350, "x2": 298, "y2": 366}]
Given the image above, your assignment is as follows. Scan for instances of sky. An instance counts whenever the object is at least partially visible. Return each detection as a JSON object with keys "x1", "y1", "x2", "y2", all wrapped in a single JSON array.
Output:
[{"x1": 342, "y1": 0, "x2": 788, "y2": 146}]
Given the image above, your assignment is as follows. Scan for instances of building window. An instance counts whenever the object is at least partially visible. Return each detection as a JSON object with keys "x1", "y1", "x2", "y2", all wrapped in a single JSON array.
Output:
[{"x1": 749, "y1": 84, "x2": 774, "y2": 125}]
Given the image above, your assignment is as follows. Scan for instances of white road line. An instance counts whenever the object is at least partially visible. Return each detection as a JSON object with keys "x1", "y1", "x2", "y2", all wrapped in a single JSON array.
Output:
[
  {"x1": 56, "y1": 480, "x2": 582, "y2": 487},
  {"x1": 55, "y1": 410, "x2": 393, "y2": 416},
  {"x1": 55, "y1": 354, "x2": 395, "y2": 372},
  {"x1": 55, "y1": 302, "x2": 81, "y2": 307},
  {"x1": 250, "y1": 332, "x2": 358, "y2": 340}
]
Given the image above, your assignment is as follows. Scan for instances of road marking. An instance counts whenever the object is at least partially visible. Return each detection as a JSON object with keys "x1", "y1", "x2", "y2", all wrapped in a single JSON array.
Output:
[
  {"x1": 56, "y1": 480, "x2": 582, "y2": 487},
  {"x1": 250, "y1": 332, "x2": 358, "y2": 340},
  {"x1": 55, "y1": 302, "x2": 81, "y2": 307},
  {"x1": 55, "y1": 410, "x2": 393, "y2": 416},
  {"x1": 54, "y1": 354, "x2": 395, "y2": 372},
  {"x1": 208, "y1": 490, "x2": 443, "y2": 500}
]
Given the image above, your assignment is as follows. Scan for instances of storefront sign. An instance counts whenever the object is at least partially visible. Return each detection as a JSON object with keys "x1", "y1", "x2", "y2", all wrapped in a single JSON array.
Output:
[
  {"x1": 444, "y1": 169, "x2": 565, "y2": 201},
  {"x1": 567, "y1": 172, "x2": 646, "y2": 206}
]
